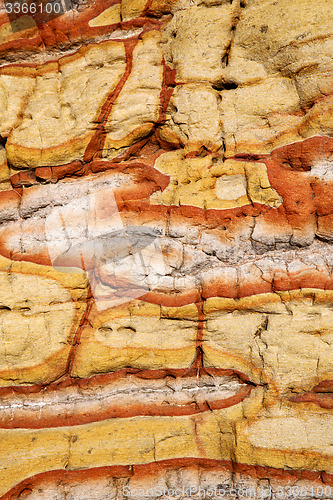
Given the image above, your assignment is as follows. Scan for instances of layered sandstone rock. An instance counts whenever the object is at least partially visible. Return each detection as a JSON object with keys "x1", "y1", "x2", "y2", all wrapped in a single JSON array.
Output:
[{"x1": 0, "y1": 0, "x2": 332, "y2": 497}]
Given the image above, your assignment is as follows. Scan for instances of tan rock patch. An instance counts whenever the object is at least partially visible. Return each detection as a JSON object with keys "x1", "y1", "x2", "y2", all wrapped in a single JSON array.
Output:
[
  {"x1": 151, "y1": 152, "x2": 281, "y2": 209},
  {"x1": 6, "y1": 41, "x2": 127, "y2": 168},
  {"x1": 163, "y1": 4, "x2": 236, "y2": 83},
  {"x1": 71, "y1": 301, "x2": 198, "y2": 377},
  {"x1": 0, "y1": 270, "x2": 84, "y2": 386},
  {"x1": 88, "y1": 3, "x2": 121, "y2": 27},
  {"x1": 104, "y1": 30, "x2": 163, "y2": 155},
  {"x1": 121, "y1": 0, "x2": 147, "y2": 21}
]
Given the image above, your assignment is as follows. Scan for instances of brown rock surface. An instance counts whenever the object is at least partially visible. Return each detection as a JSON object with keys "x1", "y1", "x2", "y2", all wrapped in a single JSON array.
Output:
[{"x1": 0, "y1": 0, "x2": 332, "y2": 497}]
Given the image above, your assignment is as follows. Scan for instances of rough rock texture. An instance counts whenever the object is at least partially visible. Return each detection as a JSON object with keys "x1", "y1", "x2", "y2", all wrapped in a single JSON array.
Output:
[{"x1": 0, "y1": 0, "x2": 332, "y2": 497}]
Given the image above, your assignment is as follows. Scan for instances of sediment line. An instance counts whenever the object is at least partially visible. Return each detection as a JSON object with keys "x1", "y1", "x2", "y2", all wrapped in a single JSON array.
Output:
[
  {"x1": 2, "y1": 457, "x2": 333, "y2": 500},
  {"x1": 0, "y1": 368, "x2": 254, "y2": 429}
]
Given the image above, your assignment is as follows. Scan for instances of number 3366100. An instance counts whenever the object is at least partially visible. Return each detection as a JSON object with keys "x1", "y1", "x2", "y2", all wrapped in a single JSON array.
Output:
[{"x1": 5, "y1": 2, "x2": 62, "y2": 14}]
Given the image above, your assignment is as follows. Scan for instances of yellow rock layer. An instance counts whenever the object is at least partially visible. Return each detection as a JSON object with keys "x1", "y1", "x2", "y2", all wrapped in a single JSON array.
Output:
[
  {"x1": 71, "y1": 301, "x2": 198, "y2": 377},
  {"x1": 121, "y1": 0, "x2": 147, "y2": 21},
  {"x1": 104, "y1": 30, "x2": 163, "y2": 155},
  {"x1": 6, "y1": 41, "x2": 127, "y2": 168},
  {"x1": 88, "y1": 3, "x2": 121, "y2": 27},
  {"x1": 151, "y1": 152, "x2": 282, "y2": 209},
  {"x1": 0, "y1": 256, "x2": 88, "y2": 386}
]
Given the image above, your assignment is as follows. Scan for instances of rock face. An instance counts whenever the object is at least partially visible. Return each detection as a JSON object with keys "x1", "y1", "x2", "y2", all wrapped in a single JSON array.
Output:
[{"x1": 0, "y1": 0, "x2": 332, "y2": 498}]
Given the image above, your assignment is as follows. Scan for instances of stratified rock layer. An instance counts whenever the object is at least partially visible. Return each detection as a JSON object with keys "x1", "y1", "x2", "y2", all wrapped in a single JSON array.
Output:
[{"x1": 0, "y1": 0, "x2": 332, "y2": 497}]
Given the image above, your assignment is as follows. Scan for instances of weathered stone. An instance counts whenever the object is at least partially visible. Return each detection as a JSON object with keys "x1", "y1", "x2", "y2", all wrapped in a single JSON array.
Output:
[
  {"x1": 160, "y1": 84, "x2": 222, "y2": 152},
  {"x1": 121, "y1": 0, "x2": 147, "y2": 21},
  {"x1": 0, "y1": 266, "x2": 85, "y2": 386},
  {"x1": 162, "y1": 4, "x2": 237, "y2": 84},
  {"x1": 6, "y1": 42, "x2": 127, "y2": 168},
  {"x1": 88, "y1": 4, "x2": 121, "y2": 27},
  {"x1": 104, "y1": 30, "x2": 163, "y2": 155},
  {"x1": 71, "y1": 301, "x2": 198, "y2": 377},
  {"x1": 0, "y1": 0, "x2": 332, "y2": 496}
]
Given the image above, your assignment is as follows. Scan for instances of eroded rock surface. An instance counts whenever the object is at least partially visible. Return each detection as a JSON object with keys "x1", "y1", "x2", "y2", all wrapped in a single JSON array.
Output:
[{"x1": 0, "y1": 0, "x2": 332, "y2": 497}]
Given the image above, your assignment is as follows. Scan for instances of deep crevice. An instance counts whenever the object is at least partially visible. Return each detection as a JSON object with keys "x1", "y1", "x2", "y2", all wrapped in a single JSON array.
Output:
[{"x1": 212, "y1": 81, "x2": 238, "y2": 91}]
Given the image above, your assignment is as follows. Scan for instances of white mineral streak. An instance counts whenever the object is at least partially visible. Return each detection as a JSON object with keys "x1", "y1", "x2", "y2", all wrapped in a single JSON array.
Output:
[{"x1": 0, "y1": 375, "x2": 245, "y2": 417}]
